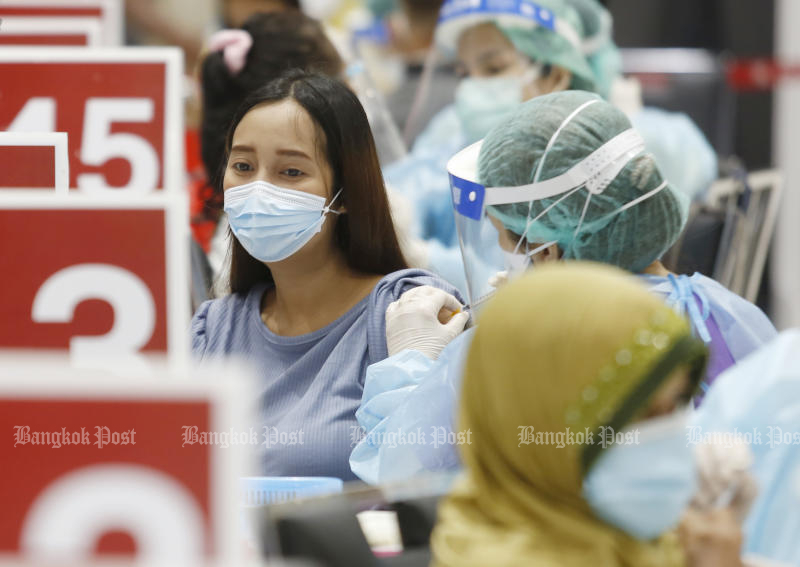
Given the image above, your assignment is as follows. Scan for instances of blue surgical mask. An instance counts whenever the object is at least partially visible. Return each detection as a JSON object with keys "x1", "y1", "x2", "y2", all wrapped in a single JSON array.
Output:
[
  {"x1": 455, "y1": 66, "x2": 542, "y2": 142},
  {"x1": 455, "y1": 76, "x2": 522, "y2": 143},
  {"x1": 224, "y1": 180, "x2": 343, "y2": 263},
  {"x1": 582, "y1": 408, "x2": 697, "y2": 541}
]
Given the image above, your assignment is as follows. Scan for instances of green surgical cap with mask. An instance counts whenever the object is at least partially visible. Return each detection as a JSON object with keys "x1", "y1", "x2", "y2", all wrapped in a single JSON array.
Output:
[
  {"x1": 436, "y1": 0, "x2": 597, "y2": 92},
  {"x1": 478, "y1": 90, "x2": 688, "y2": 274}
]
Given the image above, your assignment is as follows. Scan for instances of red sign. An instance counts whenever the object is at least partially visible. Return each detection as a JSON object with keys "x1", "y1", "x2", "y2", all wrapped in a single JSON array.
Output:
[
  {"x1": 0, "y1": 0, "x2": 123, "y2": 45},
  {"x1": 726, "y1": 57, "x2": 800, "y2": 91},
  {"x1": 0, "y1": 362, "x2": 250, "y2": 564},
  {"x1": 0, "y1": 17, "x2": 102, "y2": 46},
  {"x1": 0, "y1": 194, "x2": 189, "y2": 364},
  {"x1": 0, "y1": 48, "x2": 184, "y2": 194},
  {"x1": 0, "y1": 132, "x2": 68, "y2": 191}
]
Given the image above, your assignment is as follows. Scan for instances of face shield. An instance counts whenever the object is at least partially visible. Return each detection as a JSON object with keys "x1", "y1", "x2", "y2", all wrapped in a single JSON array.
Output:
[
  {"x1": 435, "y1": 0, "x2": 582, "y2": 55},
  {"x1": 448, "y1": 98, "x2": 668, "y2": 310}
]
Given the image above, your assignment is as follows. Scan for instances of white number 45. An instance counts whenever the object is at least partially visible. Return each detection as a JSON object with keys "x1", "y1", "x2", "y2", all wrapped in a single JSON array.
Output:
[{"x1": 9, "y1": 97, "x2": 159, "y2": 194}]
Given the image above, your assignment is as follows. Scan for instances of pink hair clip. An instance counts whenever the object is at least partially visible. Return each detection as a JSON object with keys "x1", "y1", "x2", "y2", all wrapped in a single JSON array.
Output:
[{"x1": 208, "y1": 29, "x2": 253, "y2": 76}]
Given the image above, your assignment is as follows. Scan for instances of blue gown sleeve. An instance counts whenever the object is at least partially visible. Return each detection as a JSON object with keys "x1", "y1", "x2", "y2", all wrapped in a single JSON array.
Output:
[
  {"x1": 689, "y1": 274, "x2": 777, "y2": 361},
  {"x1": 691, "y1": 330, "x2": 800, "y2": 565},
  {"x1": 350, "y1": 328, "x2": 474, "y2": 484}
]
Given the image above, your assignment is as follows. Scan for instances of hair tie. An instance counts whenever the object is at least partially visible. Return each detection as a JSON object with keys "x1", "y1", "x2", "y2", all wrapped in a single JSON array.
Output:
[{"x1": 208, "y1": 29, "x2": 253, "y2": 76}]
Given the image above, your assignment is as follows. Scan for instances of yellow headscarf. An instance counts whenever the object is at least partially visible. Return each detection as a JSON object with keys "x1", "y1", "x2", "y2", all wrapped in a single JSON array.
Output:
[{"x1": 431, "y1": 262, "x2": 706, "y2": 567}]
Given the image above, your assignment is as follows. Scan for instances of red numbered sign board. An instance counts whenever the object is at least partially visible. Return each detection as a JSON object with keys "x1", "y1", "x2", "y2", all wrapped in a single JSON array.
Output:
[
  {"x1": 0, "y1": 17, "x2": 103, "y2": 46},
  {"x1": 0, "y1": 132, "x2": 68, "y2": 192},
  {"x1": 0, "y1": 0, "x2": 122, "y2": 45},
  {"x1": 0, "y1": 48, "x2": 184, "y2": 194},
  {"x1": 0, "y1": 361, "x2": 248, "y2": 564},
  {"x1": 0, "y1": 193, "x2": 189, "y2": 365}
]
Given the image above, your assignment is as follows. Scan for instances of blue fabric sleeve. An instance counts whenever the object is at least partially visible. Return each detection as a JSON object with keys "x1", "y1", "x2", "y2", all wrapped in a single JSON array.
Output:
[
  {"x1": 366, "y1": 268, "x2": 466, "y2": 364},
  {"x1": 350, "y1": 328, "x2": 474, "y2": 484},
  {"x1": 190, "y1": 299, "x2": 213, "y2": 356},
  {"x1": 689, "y1": 274, "x2": 777, "y2": 361}
]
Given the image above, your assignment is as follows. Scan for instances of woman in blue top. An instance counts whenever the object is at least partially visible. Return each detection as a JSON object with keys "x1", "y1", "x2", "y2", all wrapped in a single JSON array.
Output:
[{"x1": 192, "y1": 71, "x2": 467, "y2": 481}]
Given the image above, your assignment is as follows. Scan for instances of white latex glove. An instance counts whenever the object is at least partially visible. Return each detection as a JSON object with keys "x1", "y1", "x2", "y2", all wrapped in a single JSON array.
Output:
[
  {"x1": 691, "y1": 439, "x2": 757, "y2": 522},
  {"x1": 488, "y1": 270, "x2": 510, "y2": 289},
  {"x1": 386, "y1": 286, "x2": 469, "y2": 359}
]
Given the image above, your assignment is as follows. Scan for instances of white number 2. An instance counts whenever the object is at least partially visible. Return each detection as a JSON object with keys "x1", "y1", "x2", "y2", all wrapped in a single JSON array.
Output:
[
  {"x1": 7, "y1": 97, "x2": 159, "y2": 193},
  {"x1": 21, "y1": 464, "x2": 204, "y2": 562}
]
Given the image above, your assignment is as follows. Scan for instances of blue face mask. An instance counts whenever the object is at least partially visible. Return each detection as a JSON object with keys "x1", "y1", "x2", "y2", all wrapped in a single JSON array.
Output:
[
  {"x1": 224, "y1": 181, "x2": 343, "y2": 263},
  {"x1": 454, "y1": 66, "x2": 542, "y2": 143},
  {"x1": 582, "y1": 408, "x2": 697, "y2": 541}
]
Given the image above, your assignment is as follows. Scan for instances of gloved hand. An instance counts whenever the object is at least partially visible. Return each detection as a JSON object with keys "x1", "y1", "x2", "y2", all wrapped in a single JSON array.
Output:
[
  {"x1": 691, "y1": 439, "x2": 757, "y2": 523},
  {"x1": 488, "y1": 270, "x2": 510, "y2": 289},
  {"x1": 386, "y1": 286, "x2": 469, "y2": 360}
]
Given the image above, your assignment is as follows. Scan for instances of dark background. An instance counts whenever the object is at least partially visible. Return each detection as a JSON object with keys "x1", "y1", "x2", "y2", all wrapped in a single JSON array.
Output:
[{"x1": 605, "y1": 0, "x2": 774, "y2": 170}]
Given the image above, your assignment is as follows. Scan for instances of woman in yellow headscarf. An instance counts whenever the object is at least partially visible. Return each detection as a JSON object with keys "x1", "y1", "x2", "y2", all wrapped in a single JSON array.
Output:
[{"x1": 431, "y1": 262, "x2": 726, "y2": 567}]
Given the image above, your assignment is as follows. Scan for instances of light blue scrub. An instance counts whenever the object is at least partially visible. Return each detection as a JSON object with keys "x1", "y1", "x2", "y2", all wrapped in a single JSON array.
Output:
[
  {"x1": 383, "y1": 103, "x2": 718, "y2": 295},
  {"x1": 349, "y1": 272, "x2": 776, "y2": 484},
  {"x1": 691, "y1": 330, "x2": 800, "y2": 565}
]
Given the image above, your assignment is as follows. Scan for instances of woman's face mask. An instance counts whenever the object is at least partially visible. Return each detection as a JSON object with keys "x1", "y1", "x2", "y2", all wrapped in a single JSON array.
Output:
[
  {"x1": 222, "y1": 100, "x2": 342, "y2": 263},
  {"x1": 582, "y1": 408, "x2": 698, "y2": 540}
]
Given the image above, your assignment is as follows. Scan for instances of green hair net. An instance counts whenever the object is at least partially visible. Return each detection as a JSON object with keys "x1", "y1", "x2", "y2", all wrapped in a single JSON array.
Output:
[
  {"x1": 561, "y1": 0, "x2": 622, "y2": 98},
  {"x1": 478, "y1": 90, "x2": 688, "y2": 273}
]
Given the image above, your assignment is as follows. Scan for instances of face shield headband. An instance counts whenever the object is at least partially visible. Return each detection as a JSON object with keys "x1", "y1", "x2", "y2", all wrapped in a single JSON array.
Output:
[
  {"x1": 436, "y1": 0, "x2": 583, "y2": 54},
  {"x1": 448, "y1": 98, "x2": 669, "y2": 299}
]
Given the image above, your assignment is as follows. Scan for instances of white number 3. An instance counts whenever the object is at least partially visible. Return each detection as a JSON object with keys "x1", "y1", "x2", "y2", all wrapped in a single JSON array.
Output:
[{"x1": 32, "y1": 264, "x2": 156, "y2": 358}]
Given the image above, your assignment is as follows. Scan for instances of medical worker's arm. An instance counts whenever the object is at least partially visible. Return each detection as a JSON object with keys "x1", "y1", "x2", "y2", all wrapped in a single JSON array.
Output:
[{"x1": 350, "y1": 329, "x2": 474, "y2": 484}]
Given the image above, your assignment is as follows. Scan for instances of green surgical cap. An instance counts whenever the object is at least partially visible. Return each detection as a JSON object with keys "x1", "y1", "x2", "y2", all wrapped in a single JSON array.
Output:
[
  {"x1": 478, "y1": 90, "x2": 688, "y2": 273},
  {"x1": 562, "y1": 0, "x2": 622, "y2": 98}
]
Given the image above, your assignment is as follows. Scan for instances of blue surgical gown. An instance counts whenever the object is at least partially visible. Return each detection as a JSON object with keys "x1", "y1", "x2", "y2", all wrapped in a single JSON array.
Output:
[
  {"x1": 350, "y1": 272, "x2": 776, "y2": 484},
  {"x1": 691, "y1": 330, "x2": 800, "y2": 565}
]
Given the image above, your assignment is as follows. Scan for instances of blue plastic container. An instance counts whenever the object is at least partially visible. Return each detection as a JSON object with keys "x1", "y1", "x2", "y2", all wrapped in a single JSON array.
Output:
[{"x1": 240, "y1": 476, "x2": 344, "y2": 507}]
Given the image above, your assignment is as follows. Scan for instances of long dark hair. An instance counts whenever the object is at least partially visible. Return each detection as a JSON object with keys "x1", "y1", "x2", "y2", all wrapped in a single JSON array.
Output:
[{"x1": 225, "y1": 70, "x2": 409, "y2": 294}]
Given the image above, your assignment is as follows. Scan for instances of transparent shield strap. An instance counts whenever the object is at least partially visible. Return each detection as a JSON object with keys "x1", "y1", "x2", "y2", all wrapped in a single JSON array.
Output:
[{"x1": 450, "y1": 170, "x2": 505, "y2": 309}]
